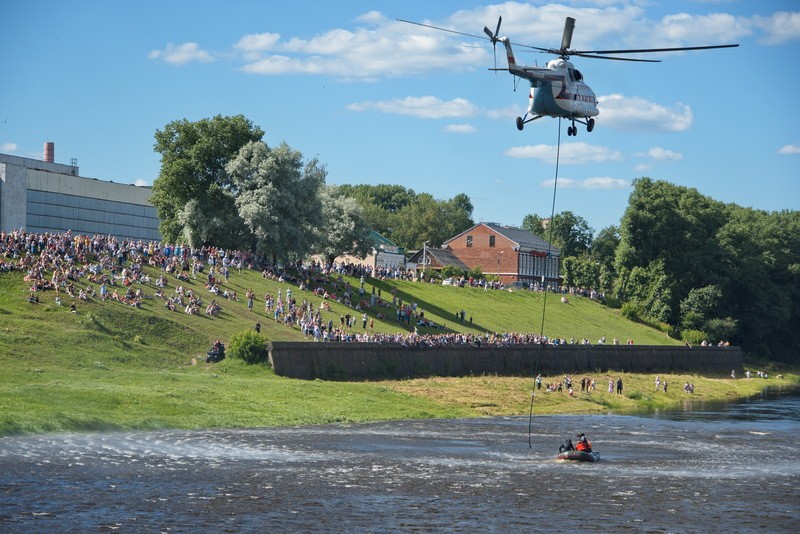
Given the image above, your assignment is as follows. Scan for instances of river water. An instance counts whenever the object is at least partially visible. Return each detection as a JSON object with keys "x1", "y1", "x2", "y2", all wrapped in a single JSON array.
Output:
[{"x1": 1, "y1": 390, "x2": 798, "y2": 532}]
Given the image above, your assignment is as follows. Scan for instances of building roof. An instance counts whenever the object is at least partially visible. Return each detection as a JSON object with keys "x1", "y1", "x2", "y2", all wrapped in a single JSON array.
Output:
[
  {"x1": 444, "y1": 222, "x2": 561, "y2": 255},
  {"x1": 369, "y1": 230, "x2": 404, "y2": 254},
  {"x1": 408, "y1": 247, "x2": 469, "y2": 270}
]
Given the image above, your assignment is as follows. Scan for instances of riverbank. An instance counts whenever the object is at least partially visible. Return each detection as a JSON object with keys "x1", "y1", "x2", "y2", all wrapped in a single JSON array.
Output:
[
  {"x1": 1, "y1": 267, "x2": 795, "y2": 436},
  {"x1": 1, "y1": 353, "x2": 795, "y2": 436},
  {"x1": 384, "y1": 369, "x2": 799, "y2": 417}
]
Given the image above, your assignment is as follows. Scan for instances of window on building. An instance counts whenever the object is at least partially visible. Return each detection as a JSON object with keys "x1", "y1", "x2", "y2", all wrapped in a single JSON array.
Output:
[
  {"x1": 489, "y1": 235, "x2": 495, "y2": 247},
  {"x1": 466, "y1": 235, "x2": 473, "y2": 247}
]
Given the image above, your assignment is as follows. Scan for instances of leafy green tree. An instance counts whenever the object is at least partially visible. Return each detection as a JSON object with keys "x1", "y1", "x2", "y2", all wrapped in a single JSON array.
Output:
[
  {"x1": 679, "y1": 285, "x2": 722, "y2": 330},
  {"x1": 591, "y1": 225, "x2": 619, "y2": 271},
  {"x1": 561, "y1": 255, "x2": 601, "y2": 290},
  {"x1": 548, "y1": 211, "x2": 593, "y2": 258},
  {"x1": 616, "y1": 260, "x2": 675, "y2": 323},
  {"x1": 226, "y1": 141, "x2": 324, "y2": 263},
  {"x1": 521, "y1": 213, "x2": 546, "y2": 237},
  {"x1": 440, "y1": 265, "x2": 463, "y2": 279},
  {"x1": 337, "y1": 185, "x2": 473, "y2": 249},
  {"x1": 150, "y1": 114, "x2": 264, "y2": 244},
  {"x1": 704, "y1": 317, "x2": 738, "y2": 344},
  {"x1": 715, "y1": 207, "x2": 800, "y2": 358},
  {"x1": 616, "y1": 178, "x2": 728, "y2": 323},
  {"x1": 316, "y1": 185, "x2": 373, "y2": 265},
  {"x1": 390, "y1": 192, "x2": 474, "y2": 249},
  {"x1": 337, "y1": 184, "x2": 416, "y2": 236}
]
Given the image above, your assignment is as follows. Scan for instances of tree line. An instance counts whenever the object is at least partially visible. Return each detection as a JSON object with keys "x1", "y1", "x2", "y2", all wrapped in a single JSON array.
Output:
[
  {"x1": 520, "y1": 178, "x2": 799, "y2": 362},
  {"x1": 149, "y1": 115, "x2": 799, "y2": 362},
  {"x1": 149, "y1": 115, "x2": 475, "y2": 264}
]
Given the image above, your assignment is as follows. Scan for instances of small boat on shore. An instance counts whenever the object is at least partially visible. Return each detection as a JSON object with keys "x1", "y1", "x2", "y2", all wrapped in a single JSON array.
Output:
[{"x1": 556, "y1": 450, "x2": 600, "y2": 462}]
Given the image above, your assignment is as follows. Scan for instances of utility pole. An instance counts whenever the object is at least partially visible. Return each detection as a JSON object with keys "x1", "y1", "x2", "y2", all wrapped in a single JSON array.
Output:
[{"x1": 422, "y1": 241, "x2": 429, "y2": 279}]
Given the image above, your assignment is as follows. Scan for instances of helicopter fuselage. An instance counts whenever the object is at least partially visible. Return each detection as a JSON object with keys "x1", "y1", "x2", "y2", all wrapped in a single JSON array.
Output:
[
  {"x1": 529, "y1": 60, "x2": 598, "y2": 119},
  {"x1": 503, "y1": 39, "x2": 598, "y2": 120},
  {"x1": 499, "y1": 37, "x2": 598, "y2": 134}
]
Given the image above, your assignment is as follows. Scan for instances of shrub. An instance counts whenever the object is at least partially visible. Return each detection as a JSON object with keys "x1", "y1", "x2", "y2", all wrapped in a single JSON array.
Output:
[
  {"x1": 658, "y1": 322, "x2": 676, "y2": 338},
  {"x1": 681, "y1": 329, "x2": 709, "y2": 345},
  {"x1": 620, "y1": 301, "x2": 640, "y2": 321},
  {"x1": 228, "y1": 330, "x2": 269, "y2": 365}
]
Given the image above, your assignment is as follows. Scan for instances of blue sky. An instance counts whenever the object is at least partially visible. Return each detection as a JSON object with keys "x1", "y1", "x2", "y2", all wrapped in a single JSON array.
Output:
[{"x1": 2, "y1": 1, "x2": 799, "y2": 235}]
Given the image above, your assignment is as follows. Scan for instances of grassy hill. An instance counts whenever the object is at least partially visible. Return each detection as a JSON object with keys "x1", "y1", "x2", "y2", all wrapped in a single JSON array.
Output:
[{"x1": 5, "y1": 263, "x2": 792, "y2": 437}]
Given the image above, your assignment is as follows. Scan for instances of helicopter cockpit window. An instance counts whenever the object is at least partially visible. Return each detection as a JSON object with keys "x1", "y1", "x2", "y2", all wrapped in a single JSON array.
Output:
[{"x1": 574, "y1": 69, "x2": 583, "y2": 81}]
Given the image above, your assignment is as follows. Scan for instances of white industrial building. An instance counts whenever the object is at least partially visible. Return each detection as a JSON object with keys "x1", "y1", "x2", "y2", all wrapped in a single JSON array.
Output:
[{"x1": 0, "y1": 143, "x2": 160, "y2": 241}]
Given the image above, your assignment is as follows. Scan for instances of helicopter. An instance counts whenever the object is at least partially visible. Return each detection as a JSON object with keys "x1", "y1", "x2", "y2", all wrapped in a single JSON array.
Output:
[{"x1": 399, "y1": 16, "x2": 738, "y2": 136}]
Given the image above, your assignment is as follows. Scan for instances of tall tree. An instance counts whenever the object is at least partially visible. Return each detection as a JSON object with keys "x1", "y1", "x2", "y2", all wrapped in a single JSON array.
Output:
[
  {"x1": 315, "y1": 185, "x2": 373, "y2": 265},
  {"x1": 521, "y1": 213, "x2": 546, "y2": 237},
  {"x1": 548, "y1": 211, "x2": 593, "y2": 258},
  {"x1": 616, "y1": 178, "x2": 729, "y2": 323},
  {"x1": 390, "y1": 192, "x2": 474, "y2": 249},
  {"x1": 337, "y1": 184, "x2": 416, "y2": 236},
  {"x1": 591, "y1": 225, "x2": 620, "y2": 270},
  {"x1": 150, "y1": 114, "x2": 264, "y2": 245},
  {"x1": 226, "y1": 141, "x2": 324, "y2": 263}
]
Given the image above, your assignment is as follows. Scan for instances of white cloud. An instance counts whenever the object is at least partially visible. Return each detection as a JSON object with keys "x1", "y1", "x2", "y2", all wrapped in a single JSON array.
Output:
[
  {"x1": 598, "y1": 93, "x2": 693, "y2": 132},
  {"x1": 356, "y1": 10, "x2": 387, "y2": 25},
  {"x1": 134, "y1": 179, "x2": 149, "y2": 187},
  {"x1": 634, "y1": 163, "x2": 652, "y2": 172},
  {"x1": 752, "y1": 12, "x2": 800, "y2": 45},
  {"x1": 541, "y1": 176, "x2": 630, "y2": 190},
  {"x1": 2, "y1": 142, "x2": 19, "y2": 153},
  {"x1": 146, "y1": 6, "x2": 800, "y2": 81},
  {"x1": 642, "y1": 146, "x2": 683, "y2": 162},
  {"x1": 234, "y1": 33, "x2": 281, "y2": 61},
  {"x1": 237, "y1": 16, "x2": 487, "y2": 80},
  {"x1": 444, "y1": 123, "x2": 477, "y2": 134},
  {"x1": 347, "y1": 96, "x2": 478, "y2": 119},
  {"x1": 649, "y1": 12, "x2": 750, "y2": 47},
  {"x1": 148, "y1": 42, "x2": 214, "y2": 65},
  {"x1": 504, "y1": 141, "x2": 624, "y2": 165},
  {"x1": 778, "y1": 143, "x2": 800, "y2": 155},
  {"x1": 485, "y1": 105, "x2": 525, "y2": 121}
]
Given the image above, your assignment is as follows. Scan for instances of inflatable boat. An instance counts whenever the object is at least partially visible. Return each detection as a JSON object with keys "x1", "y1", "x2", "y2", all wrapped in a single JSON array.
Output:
[{"x1": 555, "y1": 450, "x2": 600, "y2": 462}]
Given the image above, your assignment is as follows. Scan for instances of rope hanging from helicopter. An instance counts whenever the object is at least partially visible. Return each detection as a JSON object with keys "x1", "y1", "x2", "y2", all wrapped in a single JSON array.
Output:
[{"x1": 527, "y1": 117, "x2": 563, "y2": 448}]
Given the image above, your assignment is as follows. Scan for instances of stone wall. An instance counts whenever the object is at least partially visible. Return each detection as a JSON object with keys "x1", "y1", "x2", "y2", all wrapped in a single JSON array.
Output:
[{"x1": 267, "y1": 342, "x2": 742, "y2": 381}]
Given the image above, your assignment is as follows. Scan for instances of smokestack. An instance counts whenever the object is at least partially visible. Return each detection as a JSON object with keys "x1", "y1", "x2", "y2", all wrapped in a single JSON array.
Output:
[{"x1": 43, "y1": 141, "x2": 55, "y2": 163}]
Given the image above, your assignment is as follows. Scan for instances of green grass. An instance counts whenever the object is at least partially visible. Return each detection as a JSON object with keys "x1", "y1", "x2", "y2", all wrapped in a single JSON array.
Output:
[{"x1": 0, "y1": 265, "x2": 794, "y2": 436}]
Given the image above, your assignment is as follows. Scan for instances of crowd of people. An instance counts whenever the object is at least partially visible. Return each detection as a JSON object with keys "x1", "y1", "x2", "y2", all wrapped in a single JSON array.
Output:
[{"x1": 3, "y1": 229, "x2": 723, "y2": 357}]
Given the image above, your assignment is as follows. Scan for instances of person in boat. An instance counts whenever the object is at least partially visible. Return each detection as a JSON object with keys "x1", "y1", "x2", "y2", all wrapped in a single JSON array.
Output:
[
  {"x1": 575, "y1": 433, "x2": 592, "y2": 452},
  {"x1": 558, "y1": 438, "x2": 575, "y2": 453}
]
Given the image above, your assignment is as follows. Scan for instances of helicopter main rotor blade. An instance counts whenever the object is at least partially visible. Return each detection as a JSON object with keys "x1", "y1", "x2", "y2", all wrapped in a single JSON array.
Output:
[
  {"x1": 397, "y1": 19, "x2": 488, "y2": 41},
  {"x1": 572, "y1": 52, "x2": 661, "y2": 62},
  {"x1": 397, "y1": 18, "x2": 550, "y2": 52},
  {"x1": 560, "y1": 17, "x2": 575, "y2": 51},
  {"x1": 574, "y1": 43, "x2": 739, "y2": 55}
]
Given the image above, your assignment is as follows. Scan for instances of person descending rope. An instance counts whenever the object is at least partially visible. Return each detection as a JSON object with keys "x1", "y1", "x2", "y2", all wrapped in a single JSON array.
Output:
[{"x1": 575, "y1": 433, "x2": 592, "y2": 452}]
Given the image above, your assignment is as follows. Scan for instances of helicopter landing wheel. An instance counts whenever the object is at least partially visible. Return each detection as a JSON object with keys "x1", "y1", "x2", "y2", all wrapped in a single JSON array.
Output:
[
  {"x1": 516, "y1": 116, "x2": 524, "y2": 131},
  {"x1": 587, "y1": 118, "x2": 595, "y2": 133},
  {"x1": 567, "y1": 125, "x2": 575, "y2": 136}
]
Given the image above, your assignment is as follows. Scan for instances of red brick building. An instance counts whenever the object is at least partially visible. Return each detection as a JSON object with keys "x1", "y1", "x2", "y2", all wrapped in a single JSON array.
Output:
[{"x1": 443, "y1": 222, "x2": 561, "y2": 285}]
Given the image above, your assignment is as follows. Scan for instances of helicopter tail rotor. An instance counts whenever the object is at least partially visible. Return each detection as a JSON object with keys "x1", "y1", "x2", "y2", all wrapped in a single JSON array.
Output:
[{"x1": 483, "y1": 16, "x2": 502, "y2": 69}]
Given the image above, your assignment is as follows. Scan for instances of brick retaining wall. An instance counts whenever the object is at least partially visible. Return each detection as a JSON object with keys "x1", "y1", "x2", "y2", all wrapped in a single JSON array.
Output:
[{"x1": 267, "y1": 342, "x2": 742, "y2": 381}]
